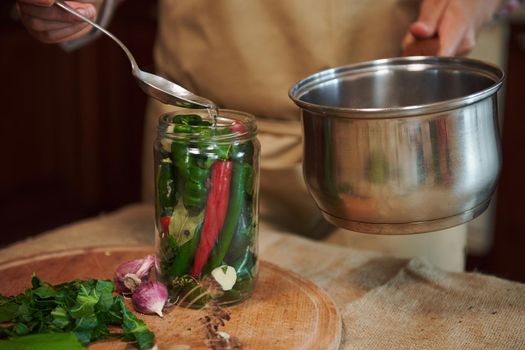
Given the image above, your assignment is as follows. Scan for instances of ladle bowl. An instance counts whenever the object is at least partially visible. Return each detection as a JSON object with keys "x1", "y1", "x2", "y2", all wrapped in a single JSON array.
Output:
[{"x1": 56, "y1": 0, "x2": 216, "y2": 109}]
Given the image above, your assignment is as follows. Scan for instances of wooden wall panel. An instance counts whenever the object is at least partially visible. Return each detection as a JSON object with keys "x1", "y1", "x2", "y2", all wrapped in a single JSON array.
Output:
[
  {"x1": 490, "y1": 22, "x2": 525, "y2": 283},
  {"x1": 0, "y1": 1, "x2": 157, "y2": 246}
]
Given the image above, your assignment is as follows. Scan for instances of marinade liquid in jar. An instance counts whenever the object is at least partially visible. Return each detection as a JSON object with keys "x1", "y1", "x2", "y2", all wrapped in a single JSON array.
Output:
[{"x1": 154, "y1": 109, "x2": 259, "y2": 308}]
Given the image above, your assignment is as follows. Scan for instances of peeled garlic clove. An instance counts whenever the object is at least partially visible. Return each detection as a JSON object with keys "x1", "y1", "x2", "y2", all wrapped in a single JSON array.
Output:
[
  {"x1": 132, "y1": 281, "x2": 168, "y2": 317},
  {"x1": 211, "y1": 265, "x2": 237, "y2": 291},
  {"x1": 114, "y1": 255, "x2": 156, "y2": 295}
]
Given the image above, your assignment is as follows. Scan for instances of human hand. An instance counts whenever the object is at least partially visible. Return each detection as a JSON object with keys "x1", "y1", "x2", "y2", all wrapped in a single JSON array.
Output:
[
  {"x1": 402, "y1": 0, "x2": 505, "y2": 56},
  {"x1": 16, "y1": 0, "x2": 103, "y2": 43}
]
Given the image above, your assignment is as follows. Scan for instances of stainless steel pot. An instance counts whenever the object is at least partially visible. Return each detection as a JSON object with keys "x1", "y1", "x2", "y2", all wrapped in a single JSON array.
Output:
[{"x1": 289, "y1": 57, "x2": 505, "y2": 234}]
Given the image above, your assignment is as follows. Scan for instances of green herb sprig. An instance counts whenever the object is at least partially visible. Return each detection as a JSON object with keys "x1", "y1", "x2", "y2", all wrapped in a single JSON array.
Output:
[{"x1": 0, "y1": 275, "x2": 154, "y2": 349}]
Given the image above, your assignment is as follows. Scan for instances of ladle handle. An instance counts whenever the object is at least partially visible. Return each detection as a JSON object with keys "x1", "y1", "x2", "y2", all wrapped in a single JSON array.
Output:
[{"x1": 54, "y1": 0, "x2": 139, "y2": 72}]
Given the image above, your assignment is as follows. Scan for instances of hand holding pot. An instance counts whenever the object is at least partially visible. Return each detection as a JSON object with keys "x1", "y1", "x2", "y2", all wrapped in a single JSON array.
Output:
[
  {"x1": 402, "y1": 0, "x2": 516, "y2": 56},
  {"x1": 16, "y1": 0, "x2": 102, "y2": 43}
]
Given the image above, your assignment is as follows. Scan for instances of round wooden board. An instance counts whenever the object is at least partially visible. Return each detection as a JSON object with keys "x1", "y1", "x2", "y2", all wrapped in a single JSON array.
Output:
[{"x1": 0, "y1": 246, "x2": 341, "y2": 349}]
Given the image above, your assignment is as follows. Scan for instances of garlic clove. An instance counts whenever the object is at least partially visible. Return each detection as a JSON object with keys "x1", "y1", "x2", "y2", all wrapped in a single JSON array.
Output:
[
  {"x1": 211, "y1": 265, "x2": 237, "y2": 291},
  {"x1": 114, "y1": 255, "x2": 156, "y2": 295},
  {"x1": 132, "y1": 281, "x2": 168, "y2": 317}
]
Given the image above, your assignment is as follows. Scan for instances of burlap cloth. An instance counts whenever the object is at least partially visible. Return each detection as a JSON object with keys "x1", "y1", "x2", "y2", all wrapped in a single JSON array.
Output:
[{"x1": 1, "y1": 204, "x2": 524, "y2": 349}]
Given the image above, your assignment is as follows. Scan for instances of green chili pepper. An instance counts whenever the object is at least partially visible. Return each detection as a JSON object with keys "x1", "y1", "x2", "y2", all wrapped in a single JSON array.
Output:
[
  {"x1": 156, "y1": 157, "x2": 176, "y2": 214},
  {"x1": 224, "y1": 207, "x2": 253, "y2": 265},
  {"x1": 167, "y1": 225, "x2": 202, "y2": 277},
  {"x1": 158, "y1": 232, "x2": 178, "y2": 275},
  {"x1": 162, "y1": 200, "x2": 204, "y2": 278},
  {"x1": 171, "y1": 140, "x2": 190, "y2": 181},
  {"x1": 204, "y1": 161, "x2": 251, "y2": 273},
  {"x1": 170, "y1": 114, "x2": 208, "y2": 181},
  {"x1": 232, "y1": 247, "x2": 257, "y2": 277},
  {"x1": 231, "y1": 140, "x2": 255, "y2": 165},
  {"x1": 174, "y1": 114, "x2": 205, "y2": 125},
  {"x1": 183, "y1": 156, "x2": 212, "y2": 212},
  {"x1": 169, "y1": 114, "x2": 225, "y2": 213}
]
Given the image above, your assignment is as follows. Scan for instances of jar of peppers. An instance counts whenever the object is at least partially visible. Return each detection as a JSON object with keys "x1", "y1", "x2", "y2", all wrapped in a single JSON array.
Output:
[{"x1": 154, "y1": 109, "x2": 260, "y2": 308}]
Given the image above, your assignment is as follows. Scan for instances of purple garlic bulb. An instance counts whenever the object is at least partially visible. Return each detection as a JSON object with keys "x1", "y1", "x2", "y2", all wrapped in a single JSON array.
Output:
[
  {"x1": 114, "y1": 255, "x2": 155, "y2": 296},
  {"x1": 132, "y1": 280, "x2": 168, "y2": 317}
]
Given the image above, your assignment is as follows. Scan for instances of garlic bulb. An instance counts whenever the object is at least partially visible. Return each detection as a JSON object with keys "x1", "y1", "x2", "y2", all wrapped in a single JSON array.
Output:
[
  {"x1": 114, "y1": 255, "x2": 156, "y2": 296},
  {"x1": 132, "y1": 281, "x2": 168, "y2": 317}
]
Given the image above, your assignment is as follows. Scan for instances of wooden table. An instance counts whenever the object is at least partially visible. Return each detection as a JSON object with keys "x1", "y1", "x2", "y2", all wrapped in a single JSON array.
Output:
[{"x1": 1, "y1": 204, "x2": 524, "y2": 349}]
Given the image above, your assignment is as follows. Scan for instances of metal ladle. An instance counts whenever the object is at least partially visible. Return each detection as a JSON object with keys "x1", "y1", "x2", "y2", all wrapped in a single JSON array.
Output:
[{"x1": 55, "y1": 0, "x2": 217, "y2": 109}]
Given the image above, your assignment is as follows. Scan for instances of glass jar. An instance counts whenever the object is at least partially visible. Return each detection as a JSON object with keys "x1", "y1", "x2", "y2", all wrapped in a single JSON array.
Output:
[{"x1": 154, "y1": 109, "x2": 260, "y2": 308}]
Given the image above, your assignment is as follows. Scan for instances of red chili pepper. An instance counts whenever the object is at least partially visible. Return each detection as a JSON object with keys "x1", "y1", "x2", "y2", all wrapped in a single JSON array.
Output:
[
  {"x1": 160, "y1": 216, "x2": 170, "y2": 233},
  {"x1": 191, "y1": 160, "x2": 233, "y2": 277},
  {"x1": 230, "y1": 120, "x2": 246, "y2": 133}
]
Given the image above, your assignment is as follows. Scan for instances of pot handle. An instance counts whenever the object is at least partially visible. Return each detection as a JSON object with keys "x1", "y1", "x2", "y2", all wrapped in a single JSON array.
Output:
[{"x1": 402, "y1": 37, "x2": 440, "y2": 57}]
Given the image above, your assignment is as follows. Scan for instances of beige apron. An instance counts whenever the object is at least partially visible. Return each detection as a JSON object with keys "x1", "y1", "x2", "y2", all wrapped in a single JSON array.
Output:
[{"x1": 141, "y1": 0, "x2": 467, "y2": 272}]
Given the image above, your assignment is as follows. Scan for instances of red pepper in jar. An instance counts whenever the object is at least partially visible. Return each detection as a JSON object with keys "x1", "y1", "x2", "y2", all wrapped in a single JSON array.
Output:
[
  {"x1": 229, "y1": 120, "x2": 246, "y2": 133},
  {"x1": 160, "y1": 216, "x2": 170, "y2": 233},
  {"x1": 191, "y1": 160, "x2": 233, "y2": 277}
]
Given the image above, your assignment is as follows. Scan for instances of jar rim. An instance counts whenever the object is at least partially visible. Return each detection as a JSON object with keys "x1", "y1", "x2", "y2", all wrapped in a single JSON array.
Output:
[{"x1": 158, "y1": 108, "x2": 257, "y2": 143}]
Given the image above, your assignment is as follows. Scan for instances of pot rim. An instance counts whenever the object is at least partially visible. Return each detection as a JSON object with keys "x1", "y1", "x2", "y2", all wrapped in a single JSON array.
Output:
[{"x1": 288, "y1": 56, "x2": 505, "y2": 119}]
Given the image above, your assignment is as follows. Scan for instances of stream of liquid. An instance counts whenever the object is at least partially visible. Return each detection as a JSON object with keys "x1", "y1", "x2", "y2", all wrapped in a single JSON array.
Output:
[{"x1": 207, "y1": 106, "x2": 220, "y2": 127}]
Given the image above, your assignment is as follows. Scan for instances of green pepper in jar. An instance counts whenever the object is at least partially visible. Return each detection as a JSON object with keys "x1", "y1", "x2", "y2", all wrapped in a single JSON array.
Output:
[{"x1": 156, "y1": 157, "x2": 176, "y2": 216}]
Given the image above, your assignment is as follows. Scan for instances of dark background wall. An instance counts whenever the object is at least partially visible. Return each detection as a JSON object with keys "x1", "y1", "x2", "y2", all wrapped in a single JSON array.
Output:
[
  {"x1": 0, "y1": 0, "x2": 156, "y2": 244},
  {"x1": 485, "y1": 21, "x2": 525, "y2": 283},
  {"x1": 0, "y1": 1, "x2": 524, "y2": 282}
]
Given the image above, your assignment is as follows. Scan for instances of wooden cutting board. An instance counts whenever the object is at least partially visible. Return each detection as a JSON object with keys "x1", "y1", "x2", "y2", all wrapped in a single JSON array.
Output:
[{"x1": 0, "y1": 246, "x2": 342, "y2": 349}]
